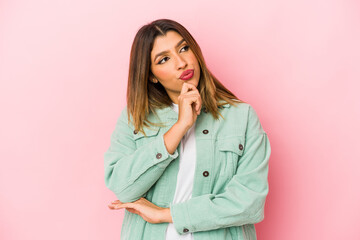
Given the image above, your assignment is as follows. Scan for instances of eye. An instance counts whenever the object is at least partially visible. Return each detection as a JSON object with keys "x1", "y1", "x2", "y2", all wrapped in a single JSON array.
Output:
[
  {"x1": 157, "y1": 45, "x2": 190, "y2": 65},
  {"x1": 158, "y1": 57, "x2": 169, "y2": 64},
  {"x1": 180, "y1": 45, "x2": 190, "y2": 52}
]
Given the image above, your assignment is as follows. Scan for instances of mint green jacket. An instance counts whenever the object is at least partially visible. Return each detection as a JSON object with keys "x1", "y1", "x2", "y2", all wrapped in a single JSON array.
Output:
[{"x1": 104, "y1": 102, "x2": 271, "y2": 240}]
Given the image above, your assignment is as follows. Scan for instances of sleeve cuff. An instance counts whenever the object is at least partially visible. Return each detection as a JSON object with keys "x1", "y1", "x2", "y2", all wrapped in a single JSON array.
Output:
[
  {"x1": 161, "y1": 133, "x2": 178, "y2": 158},
  {"x1": 153, "y1": 134, "x2": 178, "y2": 168},
  {"x1": 170, "y1": 201, "x2": 192, "y2": 235}
]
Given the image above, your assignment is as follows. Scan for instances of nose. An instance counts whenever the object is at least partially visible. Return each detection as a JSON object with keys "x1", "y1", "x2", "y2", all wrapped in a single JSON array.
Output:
[{"x1": 175, "y1": 54, "x2": 187, "y2": 70}]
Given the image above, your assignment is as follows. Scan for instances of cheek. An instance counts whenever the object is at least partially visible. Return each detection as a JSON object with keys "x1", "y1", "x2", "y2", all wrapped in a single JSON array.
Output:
[
  {"x1": 156, "y1": 69, "x2": 169, "y2": 78},
  {"x1": 154, "y1": 67, "x2": 175, "y2": 82},
  {"x1": 188, "y1": 54, "x2": 200, "y2": 68}
]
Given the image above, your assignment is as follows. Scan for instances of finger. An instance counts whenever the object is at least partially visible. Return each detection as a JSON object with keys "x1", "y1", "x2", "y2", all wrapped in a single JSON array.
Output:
[
  {"x1": 180, "y1": 88, "x2": 200, "y2": 102},
  {"x1": 183, "y1": 96, "x2": 199, "y2": 109},
  {"x1": 189, "y1": 100, "x2": 200, "y2": 116},
  {"x1": 180, "y1": 93, "x2": 200, "y2": 101},
  {"x1": 108, "y1": 202, "x2": 131, "y2": 210},
  {"x1": 180, "y1": 83, "x2": 190, "y2": 95},
  {"x1": 108, "y1": 204, "x2": 119, "y2": 210},
  {"x1": 192, "y1": 103, "x2": 197, "y2": 115},
  {"x1": 196, "y1": 97, "x2": 202, "y2": 114},
  {"x1": 180, "y1": 87, "x2": 200, "y2": 95},
  {"x1": 194, "y1": 100, "x2": 200, "y2": 115},
  {"x1": 185, "y1": 83, "x2": 197, "y2": 92},
  {"x1": 111, "y1": 200, "x2": 121, "y2": 204},
  {"x1": 180, "y1": 82, "x2": 196, "y2": 95},
  {"x1": 115, "y1": 203, "x2": 129, "y2": 209},
  {"x1": 183, "y1": 95, "x2": 201, "y2": 114},
  {"x1": 126, "y1": 208, "x2": 140, "y2": 215}
]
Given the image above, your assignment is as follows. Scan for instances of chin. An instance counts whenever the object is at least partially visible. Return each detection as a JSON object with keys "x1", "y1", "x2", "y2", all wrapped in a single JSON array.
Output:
[{"x1": 188, "y1": 78, "x2": 199, "y2": 86}]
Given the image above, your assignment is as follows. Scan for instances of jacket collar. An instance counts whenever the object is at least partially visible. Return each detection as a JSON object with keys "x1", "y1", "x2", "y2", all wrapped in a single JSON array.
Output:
[
  {"x1": 151, "y1": 101, "x2": 231, "y2": 121},
  {"x1": 133, "y1": 101, "x2": 232, "y2": 136}
]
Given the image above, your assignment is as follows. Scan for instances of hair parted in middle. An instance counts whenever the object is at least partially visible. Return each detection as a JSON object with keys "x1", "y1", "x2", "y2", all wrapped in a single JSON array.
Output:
[{"x1": 127, "y1": 18, "x2": 243, "y2": 135}]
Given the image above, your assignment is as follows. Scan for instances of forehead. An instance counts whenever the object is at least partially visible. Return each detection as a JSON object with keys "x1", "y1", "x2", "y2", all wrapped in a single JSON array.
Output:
[{"x1": 151, "y1": 31, "x2": 184, "y2": 56}]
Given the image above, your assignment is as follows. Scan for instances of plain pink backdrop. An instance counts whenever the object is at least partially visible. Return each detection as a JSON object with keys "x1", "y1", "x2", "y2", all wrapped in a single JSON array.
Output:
[{"x1": 1, "y1": 0, "x2": 360, "y2": 239}]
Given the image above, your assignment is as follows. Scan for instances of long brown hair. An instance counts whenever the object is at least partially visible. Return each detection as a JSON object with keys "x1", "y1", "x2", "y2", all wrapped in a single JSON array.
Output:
[{"x1": 127, "y1": 19, "x2": 243, "y2": 134}]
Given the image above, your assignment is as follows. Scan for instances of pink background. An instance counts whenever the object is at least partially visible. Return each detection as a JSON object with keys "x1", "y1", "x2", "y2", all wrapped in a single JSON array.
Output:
[{"x1": 1, "y1": 0, "x2": 360, "y2": 239}]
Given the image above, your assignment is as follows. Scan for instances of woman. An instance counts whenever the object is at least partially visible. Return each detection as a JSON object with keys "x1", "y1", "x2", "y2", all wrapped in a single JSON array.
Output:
[{"x1": 104, "y1": 19, "x2": 271, "y2": 240}]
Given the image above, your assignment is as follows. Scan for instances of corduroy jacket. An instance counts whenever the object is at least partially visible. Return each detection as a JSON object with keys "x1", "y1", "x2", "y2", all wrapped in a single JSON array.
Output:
[{"x1": 104, "y1": 101, "x2": 271, "y2": 240}]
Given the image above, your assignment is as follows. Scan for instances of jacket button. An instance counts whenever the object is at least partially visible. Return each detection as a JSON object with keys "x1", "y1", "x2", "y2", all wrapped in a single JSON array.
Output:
[
  {"x1": 156, "y1": 153, "x2": 162, "y2": 159},
  {"x1": 203, "y1": 171, "x2": 209, "y2": 177},
  {"x1": 239, "y1": 144, "x2": 243, "y2": 150},
  {"x1": 133, "y1": 130, "x2": 138, "y2": 134},
  {"x1": 202, "y1": 129, "x2": 209, "y2": 134},
  {"x1": 183, "y1": 228, "x2": 189, "y2": 233}
]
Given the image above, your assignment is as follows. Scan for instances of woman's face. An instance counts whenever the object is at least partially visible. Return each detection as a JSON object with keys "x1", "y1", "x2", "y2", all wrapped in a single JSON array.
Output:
[{"x1": 150, "y1": 30, "x2": 200, "y2": 104}]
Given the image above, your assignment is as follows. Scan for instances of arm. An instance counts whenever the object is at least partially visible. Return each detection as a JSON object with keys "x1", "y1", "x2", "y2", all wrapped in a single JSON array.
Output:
[
  {"x1": 169, "y1": 105, "x2": 271, "y2": 234},
  {"x1": 105, "y1": 83, "x2": 202, "y2": 204},
  {"x1": 104, "y1": 108, "x2": 179, "y2": 203}
]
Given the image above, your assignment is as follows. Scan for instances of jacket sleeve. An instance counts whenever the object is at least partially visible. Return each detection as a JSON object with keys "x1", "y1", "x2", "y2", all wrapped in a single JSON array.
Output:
[
  {"x1": 170, "y1": 105, "x2": 271, "y2": 234},
  {"x1": 104, "y1": 108, "x2": 179, "y2": 203}
]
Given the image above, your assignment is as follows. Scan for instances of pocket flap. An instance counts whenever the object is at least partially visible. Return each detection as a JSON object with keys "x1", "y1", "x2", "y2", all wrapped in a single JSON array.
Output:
[
  {"x1": 218, "y1": 135, "x2": 245, "y2": 156},
  {"x1": 133, "y1": 126, "x2": 161, "y2": 140}
]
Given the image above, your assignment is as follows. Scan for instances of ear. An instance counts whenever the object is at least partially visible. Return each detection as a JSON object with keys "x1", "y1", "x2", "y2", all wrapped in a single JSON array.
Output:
[
  {"x1": 153, "y1": 78, "x2": 158, "y2": 83},
  {"x1": 149, "y1": 75, "x2": 158, "y2": 83}
]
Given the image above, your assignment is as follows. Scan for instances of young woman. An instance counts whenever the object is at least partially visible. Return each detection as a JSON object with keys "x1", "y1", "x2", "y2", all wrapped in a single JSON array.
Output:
[{"x1": 105, "y1": 19, "x2": 271, "y2": 240}]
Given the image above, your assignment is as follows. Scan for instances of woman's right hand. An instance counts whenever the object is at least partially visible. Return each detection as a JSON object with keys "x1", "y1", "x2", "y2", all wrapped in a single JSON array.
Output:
[{"x1": 177, "y1": 82, "x2": 202, "y2": 131}]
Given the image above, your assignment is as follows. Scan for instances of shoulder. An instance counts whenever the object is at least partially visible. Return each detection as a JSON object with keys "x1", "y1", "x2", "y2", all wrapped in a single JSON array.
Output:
[
  {"x1": 117, "y1": 105, "x2": 167, "y2": 136},
  {"x1": 116, "y1": 106, "x2": 136, "y2": 131},
  {"x1": 218, "y1": 101, "x2": 266, "y2": 135},
  {"x1": 219, "y1": 101, "x2": 252, "y2": 119},
  {"x1": 119, "y1": 105, "x2": 130, "y2": 123}
]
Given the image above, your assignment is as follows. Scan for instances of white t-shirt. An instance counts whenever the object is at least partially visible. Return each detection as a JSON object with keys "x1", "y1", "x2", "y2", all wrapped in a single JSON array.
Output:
[{"x1": 165, "y1": 103, "x2": 196, "y2": 240}]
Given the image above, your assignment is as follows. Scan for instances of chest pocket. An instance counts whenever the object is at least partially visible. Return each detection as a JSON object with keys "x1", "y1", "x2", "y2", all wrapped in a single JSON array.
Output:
[
  {"x1": 133, "y1": 126, "x2": 161, "y2": 148},
  {"x1": 217, "y1": 135, "x2": 245, "y2": 177}
]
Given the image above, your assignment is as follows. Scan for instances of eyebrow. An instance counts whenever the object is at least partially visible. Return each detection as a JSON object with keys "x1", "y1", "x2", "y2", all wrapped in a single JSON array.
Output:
[{"x1": 153, "y1": 38, "x2": 186, "y2": 63}]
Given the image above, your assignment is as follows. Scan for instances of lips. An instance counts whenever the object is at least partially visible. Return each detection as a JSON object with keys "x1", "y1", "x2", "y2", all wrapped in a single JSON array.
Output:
[{"x1": 179, "y1": 69, "x2": 194, "y2": 80}]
